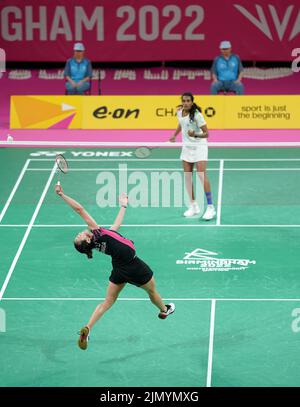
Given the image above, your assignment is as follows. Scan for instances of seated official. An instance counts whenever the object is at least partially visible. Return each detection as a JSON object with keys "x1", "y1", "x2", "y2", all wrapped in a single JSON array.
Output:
[
  {"x1": 211, "y1": 40, "x2": 244, "y2": 95},
  {"x1": 64, "y1": 43, "x2": 92, "y2": 95}
]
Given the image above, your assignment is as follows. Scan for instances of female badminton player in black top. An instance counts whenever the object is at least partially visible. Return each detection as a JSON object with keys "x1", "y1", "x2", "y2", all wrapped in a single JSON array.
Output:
[{"x1": 55, "y1": 183, "x2": 175, "y2": 350}]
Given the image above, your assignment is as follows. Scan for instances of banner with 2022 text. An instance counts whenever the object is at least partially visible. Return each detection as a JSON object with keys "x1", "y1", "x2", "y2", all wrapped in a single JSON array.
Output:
[
  {"x1": 1, "y1": 0, "x2": 299, "y2": 62},
  {"x1": 10, "y1": 95, "x2": 300, "y2": 129}
]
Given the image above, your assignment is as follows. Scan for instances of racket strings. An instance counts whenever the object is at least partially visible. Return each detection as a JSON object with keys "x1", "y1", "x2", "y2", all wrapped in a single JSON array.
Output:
[{"x1": 56, "y1": 155, "x2": 68, "y2": 174}]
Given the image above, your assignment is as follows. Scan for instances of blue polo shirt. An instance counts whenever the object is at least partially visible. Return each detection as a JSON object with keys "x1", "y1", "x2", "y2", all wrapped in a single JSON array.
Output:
[
  {"x1": 64, "y1": 58, "x2": 92, "y2": 82},
  {"x1": 212, "y1": 54, "x2": 243, "y2": 81}
]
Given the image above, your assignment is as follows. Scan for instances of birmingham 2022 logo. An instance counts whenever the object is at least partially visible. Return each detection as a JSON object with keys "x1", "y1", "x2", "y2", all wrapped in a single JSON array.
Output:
[
  {"x1": 0, "y1": 48, "x2": 6, "y2": 73},
  {"x1": 292, "y1": 48, "x2": 300, "y2": 73}
]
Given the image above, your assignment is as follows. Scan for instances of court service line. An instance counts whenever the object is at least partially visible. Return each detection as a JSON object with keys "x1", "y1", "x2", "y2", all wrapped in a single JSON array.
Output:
[
  {"x1": 206, "y1": 299, "x2": 216, "y2": 388},
  {"x1": 2, "y1": 298, "x2": 300, "y2": 301},
  {"x1": 0, "y1": 159, "x2": 30, "y2": 223},
  {"x1": 28, "y1": 158, "x2": 300, "y2": 162},
  {"x1": 26, "y1": 168, "x2": 300, "y2": 171},
  {"x1": 27, "y1": 168, "x2": 219, "y2": 171},
  {"x1": 216, "y1": 160, "x2": 224, "y2": 226},
  {"x1": 221, "y1": 168, "x2": 300, "y2": 171},
  {"x1": 30, "y1": 158, "x2": 185, "y2": 162},
  {"x1": 0, "y1": 163, "x2": 57, "y2": 301}
]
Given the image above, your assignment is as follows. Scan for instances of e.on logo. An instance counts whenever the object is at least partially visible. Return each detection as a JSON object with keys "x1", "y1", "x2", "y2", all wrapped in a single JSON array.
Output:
[
  {"x1": 234, "y1": 4, "x2": 300, "y2": 41},
  {"x1": 0, "y1": 48, "x2": 6, "y2": 72},
  {"x1": 93, "y1": 106, "x2": 140, "y2": 119}
]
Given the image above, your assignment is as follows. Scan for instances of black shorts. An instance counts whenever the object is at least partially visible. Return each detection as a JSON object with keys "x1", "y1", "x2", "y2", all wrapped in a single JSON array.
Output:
[{"x1": 109, "y1": 256, "x2": 153, "y2": 287}]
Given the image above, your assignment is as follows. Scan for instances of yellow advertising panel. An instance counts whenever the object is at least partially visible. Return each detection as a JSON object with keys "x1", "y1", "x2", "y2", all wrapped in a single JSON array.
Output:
[
  {"x1": 10, "y1": 96, "x2": 83, "y2": 129},
  {"x1": 10, "y1": 95, "x2": 300, "y2": 129},
  {"x1": 10, "y1": 95, "x2": 224, "y2": 129},
  {"x1": 81, "y1": 96, "x2": 224, "y2": 129},
  {"x1": 224, "y1": 96, "x2": 300, "y2": 129}
]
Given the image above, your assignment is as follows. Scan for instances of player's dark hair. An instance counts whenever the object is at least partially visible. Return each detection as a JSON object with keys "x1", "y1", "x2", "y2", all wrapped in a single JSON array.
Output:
[
  {"x1": 74, "y1": 239, "x2": 95, "y2": 259},
  {"x1": 181, "y1": 92, "x2": 202, "y2": 123}
]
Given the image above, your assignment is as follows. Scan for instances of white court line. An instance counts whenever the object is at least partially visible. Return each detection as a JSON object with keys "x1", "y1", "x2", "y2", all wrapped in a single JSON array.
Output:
[
  {"x1": 30, "y1": 158, "x2": 183, "y2": 162},
  {"x1": 25, "y1": 168, "x2": 300, "y2": 171},
  {"x1": 0, "y1": 163, "x2": 57, "y2": 301},
  {"x1": 206, "y1": 299, "x2": 216, "y2": 388},
  {"x1": 1, "y1": 224, "x2": 300, "y2": 228},
  {"x1": 2, "y1": 298, "x2": 300, "y2": 301},
  {"x1": 0, "y1": 159, "x2": 30, "y2": 223},
  {"x1": 222, "y1": 168, "x2": 300, "y2": 171},
  {"x1": 28, "y1": 158, "x2": 300, "y2": 162},
  {"x1": 0, "y1": 225, "x2": 28, "y2": 227},
  {"x1": 216, "y1": 160, "x2": 224, "y2": 226},
  {"x1": 27, "y1": 168, "x2": 218, "y2": 171}
]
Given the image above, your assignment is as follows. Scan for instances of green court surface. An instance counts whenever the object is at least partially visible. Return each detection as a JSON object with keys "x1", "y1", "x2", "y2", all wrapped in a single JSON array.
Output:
[{"x1": 0, "y1": 147, "x2": 300, "y2": 387}]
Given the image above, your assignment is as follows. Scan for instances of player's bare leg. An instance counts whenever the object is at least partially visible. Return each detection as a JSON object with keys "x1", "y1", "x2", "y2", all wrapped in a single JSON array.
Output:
[
  {"x1": 78, "y1": 282, "x2": 125, "y2": 350},
  {"x1": 141, "y1": 277, "x2": 175, "y2": 319}
]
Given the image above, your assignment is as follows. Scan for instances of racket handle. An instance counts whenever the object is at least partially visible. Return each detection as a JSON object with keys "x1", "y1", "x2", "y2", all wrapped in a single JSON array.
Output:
[{"x1": 57, "y1": 181, "x2": 60, "y2": 185}]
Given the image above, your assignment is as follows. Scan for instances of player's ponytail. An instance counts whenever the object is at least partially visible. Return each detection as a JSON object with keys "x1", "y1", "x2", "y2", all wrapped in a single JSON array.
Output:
[{"x1": 181, "y1": 92, "x2": 202, "y2": 123}]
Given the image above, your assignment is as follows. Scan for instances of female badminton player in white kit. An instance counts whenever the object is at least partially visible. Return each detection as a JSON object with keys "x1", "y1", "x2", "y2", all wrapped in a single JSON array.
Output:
[{"x1": 170, "y1": 92, "x2": 216, "y2": 220}]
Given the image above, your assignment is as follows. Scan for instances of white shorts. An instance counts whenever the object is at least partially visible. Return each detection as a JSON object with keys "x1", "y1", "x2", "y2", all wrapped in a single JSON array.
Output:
[{"x1": 180, "y1": 144, "x2": 208, "y2": 163}]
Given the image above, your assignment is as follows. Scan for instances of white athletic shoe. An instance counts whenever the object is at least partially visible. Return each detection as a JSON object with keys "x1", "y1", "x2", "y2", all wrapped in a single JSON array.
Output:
[
  {"x1": 184, "y1": 202, "x2": 200, "y2": 217},
  {"x1": 158, "y1": 303, "x2": 175, "y2": 319},
  {"x1": 193, "y1": 202, "x2": 201, "y2": 215},
  {"x1": 202, "y1": 205, "x2": 216, "y2": 221}
]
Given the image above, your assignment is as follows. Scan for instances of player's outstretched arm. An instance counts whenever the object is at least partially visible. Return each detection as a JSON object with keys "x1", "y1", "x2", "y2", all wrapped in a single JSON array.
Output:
[
  {"x1": 110, "y1": 193, "x2": 128, "y2": 231},
  {"x1": 55, "y1": 183, "x2": 98, "y2": 230}
]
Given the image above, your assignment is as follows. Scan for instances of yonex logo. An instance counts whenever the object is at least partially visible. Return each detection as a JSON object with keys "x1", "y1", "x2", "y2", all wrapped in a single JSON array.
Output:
[
  {"x1": 176, "y1": 248, "x2": 256, "y2": 272},
  {"x1": 29, "y1": 151, "x2": 134, "y2": 157},
  {"x1": 30, "y1": 151, "x2": 66, "y2": 157},
  {"x1": 0, "y1": 308, "x2": 6, "y2": 333}
]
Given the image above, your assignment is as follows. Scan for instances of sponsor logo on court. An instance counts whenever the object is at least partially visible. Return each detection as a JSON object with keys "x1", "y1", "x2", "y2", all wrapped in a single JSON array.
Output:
[
  {"x1": 30, "y1": 151, "x2": 134, "y2": 157},
  {"x1": 176, "y1": 248, "x2": 256, "y2": 272}
]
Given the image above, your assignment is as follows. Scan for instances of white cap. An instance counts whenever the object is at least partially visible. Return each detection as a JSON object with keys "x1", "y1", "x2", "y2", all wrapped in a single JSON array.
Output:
[
  {"x1": 73, "y1": 43, "x2": 85, "y2": 51},
  {"x1": 220, "y1": 40, "x2": 232, "y2": 49}
]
